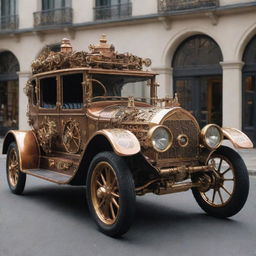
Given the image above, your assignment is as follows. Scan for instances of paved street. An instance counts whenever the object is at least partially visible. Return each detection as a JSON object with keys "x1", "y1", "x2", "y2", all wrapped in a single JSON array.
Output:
[{"x1": 0, "y1": 152, "x2": 256, "y2": 256}]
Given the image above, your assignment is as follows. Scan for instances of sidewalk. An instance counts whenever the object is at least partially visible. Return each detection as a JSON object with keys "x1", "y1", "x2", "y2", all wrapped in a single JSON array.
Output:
[{"x1": 0, "y1": 138, "x2": 255, "y2": 175}]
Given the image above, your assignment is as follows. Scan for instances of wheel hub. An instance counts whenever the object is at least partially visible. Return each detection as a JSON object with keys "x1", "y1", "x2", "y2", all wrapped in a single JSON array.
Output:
[{"x1": 97, "y1": 186, "x2": 111, "y2": 199}]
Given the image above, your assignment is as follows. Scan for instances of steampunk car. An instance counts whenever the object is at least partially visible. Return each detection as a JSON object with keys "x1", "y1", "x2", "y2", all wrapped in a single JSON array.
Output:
[{"x1": 2, "y1": 35, "x2": 253, "y2": 237}]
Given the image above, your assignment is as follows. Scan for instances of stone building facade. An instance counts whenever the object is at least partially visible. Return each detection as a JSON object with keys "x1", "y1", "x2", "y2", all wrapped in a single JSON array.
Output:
[{"x1": 0, "y1": 0, "x2": 256, "y2": 144}]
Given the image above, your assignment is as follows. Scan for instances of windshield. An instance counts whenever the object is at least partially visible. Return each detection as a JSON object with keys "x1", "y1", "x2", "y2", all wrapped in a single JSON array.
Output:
[{"x1": 90, "y1": 74, "x2": 151, "y2": 102}]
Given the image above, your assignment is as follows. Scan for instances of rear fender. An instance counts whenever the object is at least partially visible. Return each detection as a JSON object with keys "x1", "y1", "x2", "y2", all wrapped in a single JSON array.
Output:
[{"x1": 2, "y1": 130, "x2": 40, "y2": 170}]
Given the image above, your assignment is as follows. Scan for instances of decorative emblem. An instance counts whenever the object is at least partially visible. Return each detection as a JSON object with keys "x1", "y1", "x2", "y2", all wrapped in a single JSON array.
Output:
[
  {"x1": 37, "y1": 117, "x2": 57, "y2": 153},
  {"x1": 177, "y1": 134, "x2": 189, "y2": 147},
  {"x1": 62, "y1": 119, "x2": 81, "y2": 153}
]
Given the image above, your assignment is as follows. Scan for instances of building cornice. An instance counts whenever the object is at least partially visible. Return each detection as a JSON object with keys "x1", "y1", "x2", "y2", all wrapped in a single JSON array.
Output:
[{"x1": 0, "y1": 1, "x2": 256, "y2": 38}]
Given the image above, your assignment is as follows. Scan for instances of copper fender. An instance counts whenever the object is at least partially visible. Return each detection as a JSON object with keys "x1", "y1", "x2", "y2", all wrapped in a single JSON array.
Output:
[
  {"x1": 222, "y1": 127, "x2": 253, "y2": 149},
  {"x1": 2, "y1": 130, "x2": 40, "y2": 170},
  {"x1": 92, "y1": 129, "x2": 140, "y2": 156}
]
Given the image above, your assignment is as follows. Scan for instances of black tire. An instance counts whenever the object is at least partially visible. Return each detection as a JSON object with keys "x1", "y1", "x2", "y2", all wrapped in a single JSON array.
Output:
[
  {"x1": 6, "y1": 142, "x2": 26, "y2": 195},
  {"x1": 192, "y1": 146, "x2": 249, "y2": 218},
  {"x1": 86, "y1": 151, "x2": 136, "y2": 237}
]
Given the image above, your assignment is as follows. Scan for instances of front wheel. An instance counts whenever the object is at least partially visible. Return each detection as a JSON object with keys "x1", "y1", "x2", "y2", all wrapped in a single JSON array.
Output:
[
  {"x1": 192, "y1": 146, "x2": 249, "y2": 218},
  {"x1": 6, "y1": 142, "x2": 26, "y2": 195},
  {"x1": 86, "y1": 152, "x2": 136, "y2": 237}
]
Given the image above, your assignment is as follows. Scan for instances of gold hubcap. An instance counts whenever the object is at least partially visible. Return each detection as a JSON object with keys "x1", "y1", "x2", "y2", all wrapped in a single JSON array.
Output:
[
  {"x1": 91, "y1": 162, "x2": 120, "y2": 225},
  {"x1": 200, "y1": 155, "x2": 235, "y2": 207},
  {"x1": 8, "y1": 148, "x2": 19, "y2": 187}
]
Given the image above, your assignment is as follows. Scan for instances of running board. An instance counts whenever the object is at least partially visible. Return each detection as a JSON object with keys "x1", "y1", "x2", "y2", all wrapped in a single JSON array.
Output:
[{"x1": 23, "y1": 169, "x2": 72, "y2": 184}]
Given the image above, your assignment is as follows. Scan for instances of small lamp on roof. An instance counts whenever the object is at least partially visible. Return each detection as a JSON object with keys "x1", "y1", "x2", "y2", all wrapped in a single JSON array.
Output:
[{"x1": 61, "y1": 38, "x2": 72, "y2": 53}]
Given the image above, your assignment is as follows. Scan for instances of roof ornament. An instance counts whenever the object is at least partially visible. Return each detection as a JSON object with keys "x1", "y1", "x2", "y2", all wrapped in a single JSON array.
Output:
[
  {"x1": 60, "y1": 38, "x2": 73, "y2": 53},
  {"x1": 31, "y1": 35, "x2": 152, "y2": 74}
]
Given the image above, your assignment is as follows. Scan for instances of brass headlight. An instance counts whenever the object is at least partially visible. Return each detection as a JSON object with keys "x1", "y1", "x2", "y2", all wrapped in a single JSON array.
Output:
[
  {"x1": 148, "y1": 125, "x2": 173, "y2": 152},
  {"x1": 201, "y1": 124, "x2": 223, "y2": 150}
]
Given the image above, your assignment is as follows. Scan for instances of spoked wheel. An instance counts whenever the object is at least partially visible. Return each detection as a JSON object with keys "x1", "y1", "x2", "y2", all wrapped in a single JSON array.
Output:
[
  {"x1": 192, "y1": 146, "x2": 249, "y2": 218},
  {"x1": 6, "y1": 142, "x2": 26, "y2": 195},
  {"x1": 87, "y1": 152, "x2": 136, "y2": 237}
]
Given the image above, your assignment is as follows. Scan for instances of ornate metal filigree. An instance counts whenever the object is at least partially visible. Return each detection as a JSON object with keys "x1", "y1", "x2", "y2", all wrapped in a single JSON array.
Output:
[
  {"x1": 115, "y1": 106, "x2": 161, "y2": 123},
  {"x1": 31, "y1": 35, "x2": 151, "y2": 74},
  {"x1": 37, "y1": 117, "x2": 57, "y2": 154},
  {"x1": 62, "y1": 119, "x2": 81, "y2": 154},
  {"x1": 48, "y1": 159, "x2": 73, "y2": 171}
]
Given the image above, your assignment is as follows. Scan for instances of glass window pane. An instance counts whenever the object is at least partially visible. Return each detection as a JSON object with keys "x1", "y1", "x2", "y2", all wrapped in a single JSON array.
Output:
[
  {"x1": 40, "y1": 77, "x2": 57, "y2": 108},
  {"x1": 62, "y1": 74, "x2": 83, "y2": 109}
]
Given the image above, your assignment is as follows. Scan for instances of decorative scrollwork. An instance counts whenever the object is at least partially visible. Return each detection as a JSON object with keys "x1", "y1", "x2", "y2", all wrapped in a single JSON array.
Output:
[
  {"x1": 37, "y1": 117, "x2": 57, "y2": 154},
  {"x1": 31, "y1": 35, "x2": 151, "y2": 74},
  {"x1": 62, "y1": 119, "x2": 81, "y2": 154}
]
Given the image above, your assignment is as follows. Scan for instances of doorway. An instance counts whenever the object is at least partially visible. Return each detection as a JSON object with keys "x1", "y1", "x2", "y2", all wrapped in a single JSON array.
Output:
[
  {"x1": 172, "y1": 35, "x2": 223, "y2": 127},
  {"x1": 174, "y1": 76, "x2": 222, "y2": 127}
]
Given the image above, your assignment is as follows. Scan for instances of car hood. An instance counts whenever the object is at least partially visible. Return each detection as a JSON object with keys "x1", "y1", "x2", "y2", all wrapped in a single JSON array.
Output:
[{"x1": 87, "y1": 103, "x2": 185, "y2": 125}]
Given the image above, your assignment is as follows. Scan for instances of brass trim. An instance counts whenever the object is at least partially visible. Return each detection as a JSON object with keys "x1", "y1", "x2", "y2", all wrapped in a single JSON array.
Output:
[
  {"x1": 147, "y1": 125, "x2": 173, "y2": 153},
  {"x1": 177, "y1": 134, "x2": 189, "y2": 147},
  {"x1": 200, "y1": 124, "x2": 223, "y2": 150}
]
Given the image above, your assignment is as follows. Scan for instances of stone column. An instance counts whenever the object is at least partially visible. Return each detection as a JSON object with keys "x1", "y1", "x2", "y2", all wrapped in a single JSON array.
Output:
[
  {"x1": 220, "y1": 61, "x2": 244, "y2": 130},
  {"x1": 17, "y1": 71, "x2": 31, "y2": 130},
  {"x1": 151, "y1": 67, "x2": 173, "y2": 98}
]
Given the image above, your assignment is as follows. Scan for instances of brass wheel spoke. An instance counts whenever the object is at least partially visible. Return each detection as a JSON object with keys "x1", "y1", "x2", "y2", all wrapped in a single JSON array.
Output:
[
  {"x1": 222, "y1": 168, "x2": 231, "y2": 175},
  {"x1": 98, "y1": 198, "x2": 105, "y2": 209},
  {"x1": 100, "y1": 173, "x2": 106, "y2": 185},
  {"x1": 96, "y1": 180, "x2": 103, "y2": 187},
  {"x1": 224, "y1": 178, "x2": 234, "y2": 181},
  {"x1": 111, "y1": 192, "x2": 120, "y2": 198},
  {"x1": 111, "y1": 197, "x2": 119, "y2": 209},
  {"x1": 110, "y1": 178, "x2": 117, "y2": 189},
  {"x1": 212, "y1": 189, "x2": 217, "y2": 204},
  {"x1": 110, "y1": 202, "x2": 116, "y2": 220},
  {"x1": 221, "y1": 185, "x2": 232, "y2": 196},
  {"x1": 14, "y1": 173, "x2": 19, "y2": 183},
  {"x1": 217, "y1": 158, "x2": 223, "y2": 172},
  {"x1": 218, "y1": 189, "x2": 224, "y2": 204}
]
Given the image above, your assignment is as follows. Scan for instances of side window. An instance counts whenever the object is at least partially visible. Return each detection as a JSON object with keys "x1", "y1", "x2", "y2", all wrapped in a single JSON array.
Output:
[
  {"x1": 62, "y1": 73, "x2": 83, "y2": 109},
  {"x1": 40, "y1": 77, "x2": 57, "y2": 108}
]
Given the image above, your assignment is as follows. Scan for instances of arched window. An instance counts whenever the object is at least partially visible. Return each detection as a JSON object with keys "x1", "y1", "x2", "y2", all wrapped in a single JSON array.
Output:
[
  {"x1": 242, "y1": 35, "x2": 256, "y2": 144},
  {"x1": 172, "y1": 35, "x2": 223, "y2": 127},
  {"x1": 0, "y1": 51, "x2": 19, "y2": 135}
]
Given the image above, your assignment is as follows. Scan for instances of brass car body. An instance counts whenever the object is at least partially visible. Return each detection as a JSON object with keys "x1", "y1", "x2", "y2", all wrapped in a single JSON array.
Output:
[{"x1": 2, "y1": 35, "x2": 253, "y2": 192}]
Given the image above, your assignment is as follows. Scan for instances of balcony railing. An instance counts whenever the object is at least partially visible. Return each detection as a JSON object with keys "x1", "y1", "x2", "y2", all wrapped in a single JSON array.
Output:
[
  {"x1": 158, "y1": 0, "x2": 219, "y2": 12},
  {"x1": 33, "y1": 7, "x2": 73, "y2": 27},
  {"x1": 94, "y1": 2, "x2": 132, "y2": 21},
  {"x1": 0, "y1": 15, "x2": 18, "y2": 30}
]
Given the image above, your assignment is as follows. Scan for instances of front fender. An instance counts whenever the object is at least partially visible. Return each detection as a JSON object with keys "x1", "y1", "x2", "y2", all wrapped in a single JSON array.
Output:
[
  {"x1": 93, "y1": 129, "x2": 141, "y2": 156},
  {"x1": 2, "y1": 130, "x2": 40, "y2": 170},
  {"x1": 222, "y1": 127, "x2": 253, "y2": 149}
]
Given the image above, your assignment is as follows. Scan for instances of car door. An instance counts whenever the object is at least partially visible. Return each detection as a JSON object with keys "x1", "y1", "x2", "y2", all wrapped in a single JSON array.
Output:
[
  {"x1": 58, "y1": 72, "x2": 87, "y2": 155},
  {"x1": 37, "y1": 75, "x2": 60, "y2": 155}
]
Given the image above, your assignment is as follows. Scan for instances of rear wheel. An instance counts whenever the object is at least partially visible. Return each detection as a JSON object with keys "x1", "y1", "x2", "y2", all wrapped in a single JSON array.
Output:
[
  {"x1": 6, "y1": 142, "x2": 26, "y2": 195},
  {"x1": 192, "y1": 146, "x2": 249, "y2": 218},
  {"x1": 86, "y1": 152, "x2": 136, "y2": 237}
]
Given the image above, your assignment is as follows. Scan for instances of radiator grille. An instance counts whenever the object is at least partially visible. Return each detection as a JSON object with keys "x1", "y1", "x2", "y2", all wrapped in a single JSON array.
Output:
[{"x1": 159, "y1": 119, "x2": 199, "y2": 159}]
